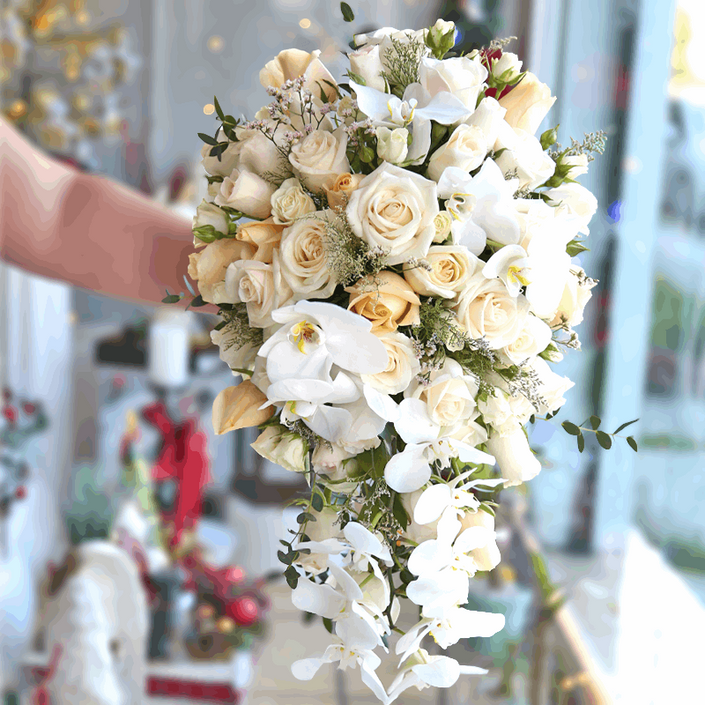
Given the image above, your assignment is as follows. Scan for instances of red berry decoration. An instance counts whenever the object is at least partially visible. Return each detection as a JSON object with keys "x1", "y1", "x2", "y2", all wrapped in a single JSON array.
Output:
[
  {"x1": 15, "y1": 486, "x2": 27, "y2": 500},
  {"x1": 2, "y1": 406, "x2": 17, "y2": 423},
  {"x1": 23, "y1": 403, "x2": 36, "y2": 415},
  {"x1": 228, "y1": 596, "x2": 258, "y2": 627},
  {"x1": 225, "y1": 566, "x2": 245, "y2": 585}
]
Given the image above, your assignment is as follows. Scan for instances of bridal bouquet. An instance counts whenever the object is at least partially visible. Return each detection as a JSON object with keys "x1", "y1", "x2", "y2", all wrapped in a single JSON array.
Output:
[{"x1": 186, "y1": 14, "x2": 603, "y2": 702}]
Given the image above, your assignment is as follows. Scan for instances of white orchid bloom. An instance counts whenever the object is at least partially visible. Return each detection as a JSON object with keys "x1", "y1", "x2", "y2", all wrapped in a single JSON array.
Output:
[
  {"x1": 437, "y1": 160, "x2": 520, "y2": 254},
  {"x1": 387, "y1": 649, "x2": 487, "y2": 704},
  {"x1": 292, "y1": 635, "x2": 389, "y2": 703},
  {"x1": 384, "y1": 398, "x2": 494, "y2": 493},
  {"x1": 412, "y1": 470, "x2": 506, "y2": 544},
  {"x1": 351, "y1": 81, "x2": 471, "y2": 164},
  {"x1": 482, "y1": 244, "x2": 532, "y2": 297},
  {"x1": 396, "y1": 605, "x2": 505, "y2": 661},
  {"x1": 258, "y1": 301, "x2": 388, "y2": 442}
]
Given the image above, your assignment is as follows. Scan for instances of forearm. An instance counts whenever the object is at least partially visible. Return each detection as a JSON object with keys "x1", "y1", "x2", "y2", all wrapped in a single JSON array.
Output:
[{"x1": 0, "y1": 120, "x2": 194, "y2": 305}]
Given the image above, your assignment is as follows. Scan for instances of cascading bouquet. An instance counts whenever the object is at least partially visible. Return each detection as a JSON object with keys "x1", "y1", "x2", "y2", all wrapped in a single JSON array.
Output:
[{"x1": 185, "y1": 13, "x2": 604, "y2": 703}]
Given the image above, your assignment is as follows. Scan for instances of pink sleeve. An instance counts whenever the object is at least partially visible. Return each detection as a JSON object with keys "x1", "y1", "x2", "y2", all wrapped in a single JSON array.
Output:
[{"x1": 0, "y1": 117, "x2": 195, "y2": 305}]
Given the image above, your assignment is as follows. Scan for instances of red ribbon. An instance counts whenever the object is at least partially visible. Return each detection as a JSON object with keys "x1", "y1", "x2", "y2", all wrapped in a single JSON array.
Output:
[
  {"x1": 142, "y1": 402, "x2": 210, "y2": 547},
  {"x1": 32, "y1": 645, "x2": 62, "y2": 705}
]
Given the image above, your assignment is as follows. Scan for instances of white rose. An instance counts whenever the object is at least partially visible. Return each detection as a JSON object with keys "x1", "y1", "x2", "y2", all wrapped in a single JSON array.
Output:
[
  {"x1": 486, "y1": 427, "x2": 541, "y2": 487},
  {"x1": 210, "y1": 328, "x2": 258, "y2": 378},
  {"x1": 478, "y1": 388, "x2": 515, "y2": 436},
  {"x1": 311, "y1": 443, "x2": 355, "y2": 478},
  {"x1": 200, "y1": 141, "x2": 241, "y2": 177},
  {"x1": 279, "y1": 214, "x2": 336, "y2": 300},
  {"x1": 426, "y1": 124, "x2": 488, "y2": 182},
  {"x1": 361, "y1": 331, "x2": 420, "y2": 395},
  {"x1": 420, "y1": 55, "x2": 488, "y2": 111},
  {"x1": 545, "y1": 182, "x2": 598, "y2": 235},
  {"x1": 433, "y1": 19, "x2": 455, "y2": 35},
  {"x1": 260, "y1": 48, "x2": 338, "y2": 102},
  {"x1": 403, "y1": 244, "x2": 481, "y2": 299},
  {"x1": 498, "y1": 72, "x2": 556, "y2": 135},
  {"x1": 531, "y1": 357, "x2": 574, "y2": 416},
  {"x1": 376, "y1": 126, "x2": 409, "y2": 164},
  {"x1": 492, "y1": 52, "x2": 522, "y2": 82},
  {"x1": 193, "y1": 199, "x2": 229, "y2": 235},
  {"x1": 346, "y1": 162, "x2": 438, "y2": 265},
  {"x1": 251, "y1": 425, "x2": 309, "y2": 473},
  {"x1": 448, "y1": 412, "x2": 488, "y2": 448},
  {"x1": 458, "y1": 509, "x2": 501, "y2": 571},
  {"x1": 550, "y1": 266, "x2": 596, "y2": 329},
  {"x1": 495, "y1": 125, "x2": 556, "y2": 191},
  {"x1": 270, "y1": 178, "x2": 316, "y2": 225},
  {"x1": 563, "y1": 153, "x2": 589, "y2": 179},
  {"x1": 289, "y1": 128, "x2": 350, "y2": 192},
  {"x1": 354, "y1": 26, "x2": 426, "y2": 50},
  {"x1": 463, "y1": 96, "x2": 507, "y2": 141},
  {"x1": 224, "y1": 251, "x2": 293, "y2": 327},
  {"x1": 201, "y1": 128, "x2": 284, "y2": 178},
  {"x1": 349, "y1": 44, "x2": 386, "y2": 91},
  {"x1": 455, "y1": 275, "x2": 530, "y2": 349},
  {"x1": 501, "y1": 314, "x2": 553, "y2": 365},
  {"x1": 433, "y1": 211, "x2": 453, "y2": 243},
  {"x1": 407, "y1": 359, "x2": 478, "y2": 427},
  {"x1": 214, "y1": 170, "x2": 275, "y2": 220}
]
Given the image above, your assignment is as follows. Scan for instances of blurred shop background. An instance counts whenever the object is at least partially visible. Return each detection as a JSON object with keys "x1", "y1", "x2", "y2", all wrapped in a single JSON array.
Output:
[{"x1": 1, "y1": 0, "x2": 704, "y2": 703}]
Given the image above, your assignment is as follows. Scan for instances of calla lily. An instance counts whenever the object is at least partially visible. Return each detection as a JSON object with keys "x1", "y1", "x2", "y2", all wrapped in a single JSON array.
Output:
[
  {"x1": 351, "y1": 81, "x2": 471, "y2": 164},
  {"x1": 387, "y1": 649, "x2": 486, "y2": 703},
  {"x1": 384, "y1": 398, "x2": 494, "y2": 493},
  {"x1": 437, "y1": 160, "x2": 520, "y2": 254}
]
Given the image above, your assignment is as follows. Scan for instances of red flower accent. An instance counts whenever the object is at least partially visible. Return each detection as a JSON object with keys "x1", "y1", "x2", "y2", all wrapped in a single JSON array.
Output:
[
  {"x1": 227, "y1": 596, "x2": 259, "y2": 626},
  {"x1": 2, "y1": 406, "x2": 17, "y2": 423},
  {"x1": 23, "y1": 402, "x2": 36, "y2": 415},
  {"x1": 225, "y1": 566, "x2": 245, "y2": 585},
  {"x1": 15, "y1": 486, "x2": 27, "y2": 500}
]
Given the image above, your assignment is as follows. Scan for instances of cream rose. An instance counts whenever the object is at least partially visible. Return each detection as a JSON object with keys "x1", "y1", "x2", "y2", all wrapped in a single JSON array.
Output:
[
  {"x1": 563, "y1": 153, "x2": 589, "y2": 179},
  {"x1": 201, "y1": 128, "x2": 283, "y2": 179},
  {"x1": 349, "y1": 43, "x2": 386, "y2": 91},
  {"x1": 499, "y1": 72, "x2": 556, "y2": 135},
  {"x1": 289, "y1": 128, "x2": 350, "y2": 192},
  {"x1": 420, "y1": 55, "x2": 488, "y2": 111},
  {"x1": 188, "y1": 238, "x2": 254, "y2": 304},
  {"x1": 486, "y1": 427, "x2": 541, "y2": 488},
  {"x1": 458, "y1": 509, "x2": 501, "y2": 571},
  {"x1": 224, "y1": 251, "x2": 293, "y2": 327},
  {"x1": 361, "y1": 331, "x2": 420, "y2": 395},
  {"x1": 495, "y1": 125, "x2": 556, "y2": 191},
  {"x1": 491, "y1": 52, "x2": 522, "y2": 82},
  {"x1": 433, "y1": 211, "x2": 453, "y2": 243},
  {"x1": 375, "y1": 126, "x2": 409, "y2": 165},
  {"x1": 214, "y1": 170, "x2": 275, "y2": 220},
  {"x1": 346, "y1": 271, "x2": 420, "y2": 334},
  {"x1": 279, "y1": 214, "x2": 336, "y2": 300},
  {"x1": 545, "y1": 182, "x2": 598, "y2": 235},
  {"x1": 454, "y1": 275, "x2": 530, "y2": 349},
  {"x1": 550, "y1": 267, "x2": 595, "y2": 329},
  {"x1": 235, "y1": 218, "x2": 284, "y2": 264},
  {"x1": 270, "y1": 178, "x2": 316, "y2": 225},
  {"x1": 403, "y1": 245, "x2": 481, "y2": 299},
  {"x1": 251, "y1": 425, "x2": 309, "y2": 473},
  {"x1": 346, "y1": 162, "x2": 438, "y2": 266},
  {"x1": 501, "y1": 314, "x2": 553, "y2": 365},
  {"x1": 324, "y1": 172, "x2": 365, "y2": 209},
  {"x1": 426, "y1": 124, "x2": 489, "y2": 182},
  {"x1": 259, "y1": 48, "x2": 338, "y2": 102},
  {"x1": 407, "y1": 359, "x2": 478, "y2": 427},
  {"x1": 210, "y1": 327, "x2": 258, "y2": 377},
  {"x1": 193, "y1": 199, "x2": 229, "y2": 235},
  {"x1": 200, "y1": 141, "x2": 241, "y2": 177},
  {"x1": 531, "y1": 358, "x2": 574, "y2": 416}
]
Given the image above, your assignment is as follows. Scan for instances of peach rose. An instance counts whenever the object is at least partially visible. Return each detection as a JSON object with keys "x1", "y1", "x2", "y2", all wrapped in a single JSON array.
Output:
[
  {"x1": 324, "y1": 173, "x2": 365, "y2": 210},
  {"x1": 188, "y1": 239, "x2": 255, "y2": 304},
  {"x1": 212, "y1": 380, "x2": 274, "y2": 435},
  {"x1": 235, "y1": 218, "x2": 285, "y2": 263},
  {"x1": 346, "y1": 271, "x2": 420, "y2": 334},
  {"x1": 259, "y1": 48, "x2": 338, "y2": 102},
  {"x1": 499, "y1": 72, "x2": 556, "y2": 135}
]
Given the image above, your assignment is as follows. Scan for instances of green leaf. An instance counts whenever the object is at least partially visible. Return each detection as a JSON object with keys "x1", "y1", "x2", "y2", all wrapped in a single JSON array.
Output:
[
  {"x1": 340, "y1": 2, "x2": 355, "y2": 21},
  {"x1": 347, "y1": 71, "x2": 366, "y2": 86},
  {"x1": 161, "y1": 291, "x2": 182, "y2": 304},
  {"x1": 231, "y1": 367, "x2": 253, "y2": 377},
  {"x1": 322, "y1": 617, "x2": 334, "y2": 634},
  {"x1": 198, "y1": 132, "x2": 219, "y2": 146},
  {"x1": 590, "y1": 416, "x2": 601, "y2": 430},
  {"x1": 213, "y1": 95, "x2": 225, "y2": 121},
  {"x1": 393, "y1": 492, "x2": 409, "y2": 530},
  {"x1": 284, "y1": 565, "x2": 299, "y2": 589},
  {"x1": 311, "y1": 493, "x2": 324, "y2": 512},
  {"x1": 297, "y1": 512, "x2": 316, "y2": 524},
  {"x1": 566, "y1": 239, "x2": 590, "y2": 256},
  {"x1": 277, "y1": 550, "x2": 295, "y2": 565},
  {"x1": 189, "y1": 294, "x2": 207, "y2": 307},
  {"x1": 562, "y1": 421, "x2": 580, "y2": 436},
  {"x1": 596, "y1": 431, "x2": 613, "y2": 450},
  {"x1": 613, "y1": 418, "x2": 639, "y2": 435},
  {"x1": 627, "y1": 436, "x2": 638, "y2": 452},
  {"x1": 577, "y1": 432, "x2": 585, "y2": 453}
]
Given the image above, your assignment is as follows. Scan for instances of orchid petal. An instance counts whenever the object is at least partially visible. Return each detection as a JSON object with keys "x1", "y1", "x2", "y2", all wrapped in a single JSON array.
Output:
[
  {"x1": 360, "y1": 658, "x2": 390, "y2": 703},
  {"x1": 395, "y1": 398, "x2": 439, "y2": 444},
  {"x1": 344, "y1": 522, "x2": 392, "y2": 565},
  {"x1": 411, "y1": 655, "x2": 461, "y2": 688},
  {"x1": 335, "y1": 611, "x2": 381, "y2": 651},
  {"x1": 416, "y1": 91, "x2": 472, "y2": 124},
  {"x1": 453, "y1": 441, "x2": 495, "y2": 467},
  {"x1": 304, "y1": 405, "x2": 352, "y2": 443},
  {"x1": 413, "y1": 484, "x2": 452, "y2": 525},
  {"x1": 350, "y1": 81, "x2": 397, "y2": 123},
  {"x1": 395, "y1": 620, "x2": 432, "y2": 661},
  {"x1": 327, "y1": 562, "x2": 364, "y2": 602},
  {"x1": 408, "y1": 540, "x2": 453, "y2": 576},
  {"x1": 453, "y1": 525, "x2": 492, "y2": 554},
  {"x1": 363, "y1": 383, "x2": 399, "y2": 423},
  {"x1": 384, "y1": 444, "x2": 432, "y2": 493},
  {"x1": 406, "y1": 568, "x2": 469, "y2": 610},
  {"x1": 291, "y1": 579, "x2": 345, "y2": 618}
]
